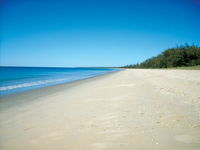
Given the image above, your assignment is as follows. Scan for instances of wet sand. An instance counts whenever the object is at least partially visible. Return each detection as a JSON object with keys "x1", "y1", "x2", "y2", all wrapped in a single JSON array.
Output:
[{"x1": 0, "y1": 69, "x2": 200, "y2": 150}]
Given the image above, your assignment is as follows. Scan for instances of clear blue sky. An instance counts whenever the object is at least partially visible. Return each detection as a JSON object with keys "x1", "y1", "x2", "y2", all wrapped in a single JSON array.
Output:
[{"x1": 1, "y1": 0, "x2": 200, "y2": 67}]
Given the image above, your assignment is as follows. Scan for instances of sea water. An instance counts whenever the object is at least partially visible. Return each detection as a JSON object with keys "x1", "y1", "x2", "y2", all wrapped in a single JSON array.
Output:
[{"x1": 0, "y1": 67, "x2": 118, "y2": 95}]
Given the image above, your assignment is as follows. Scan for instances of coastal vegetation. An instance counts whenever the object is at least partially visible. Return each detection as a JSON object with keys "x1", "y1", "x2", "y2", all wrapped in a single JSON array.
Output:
[
  {"x1": 167, "y1": 65, "x2": 200, "y2": 70},
  {"x1": 124, "y1": 45, "x2": 200, "y2": 69}
]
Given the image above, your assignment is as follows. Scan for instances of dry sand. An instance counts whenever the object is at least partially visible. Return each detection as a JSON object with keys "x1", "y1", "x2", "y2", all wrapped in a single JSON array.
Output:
[{"x1": 0, "y1": 69, "x2": 200, "y2": 150}]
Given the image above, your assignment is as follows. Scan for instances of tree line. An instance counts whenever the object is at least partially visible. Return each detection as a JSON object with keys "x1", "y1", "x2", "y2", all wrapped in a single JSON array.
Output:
[{"x1": 124, "y1": 45, "x2": 200, "y2": 68}]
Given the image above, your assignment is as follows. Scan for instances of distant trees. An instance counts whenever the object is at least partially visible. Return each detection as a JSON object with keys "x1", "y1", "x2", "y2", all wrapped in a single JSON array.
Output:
[{"x1": 124, "y1": 45, "x2": 200, "y2": 68}]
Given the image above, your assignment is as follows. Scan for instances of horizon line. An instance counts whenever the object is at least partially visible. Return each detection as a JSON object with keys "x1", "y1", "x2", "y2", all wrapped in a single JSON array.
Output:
[{"x1": 0, "y1": 65, "x2": 120, "y2": 68}]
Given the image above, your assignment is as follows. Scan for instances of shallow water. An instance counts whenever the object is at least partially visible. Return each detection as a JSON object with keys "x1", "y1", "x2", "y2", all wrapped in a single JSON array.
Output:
[{"x1": 0, "y1": 67, "x2": 118, "y2": 95}]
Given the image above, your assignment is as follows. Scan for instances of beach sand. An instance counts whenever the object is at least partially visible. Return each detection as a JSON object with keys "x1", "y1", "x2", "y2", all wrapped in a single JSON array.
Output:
[{"x1": 0, "y1": 69, "x2": 200, "y2": 150}]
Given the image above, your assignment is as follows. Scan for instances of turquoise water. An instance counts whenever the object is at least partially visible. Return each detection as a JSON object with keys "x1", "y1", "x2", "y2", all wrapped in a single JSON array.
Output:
[{"x1": 0, "y1": 67, "x2": 118, "y2": 95}]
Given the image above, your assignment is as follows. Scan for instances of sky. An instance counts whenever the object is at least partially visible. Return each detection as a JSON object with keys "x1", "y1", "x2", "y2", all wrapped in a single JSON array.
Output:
[{"x1": 1, "y1": 0, "x2": 200, "y2": 67}]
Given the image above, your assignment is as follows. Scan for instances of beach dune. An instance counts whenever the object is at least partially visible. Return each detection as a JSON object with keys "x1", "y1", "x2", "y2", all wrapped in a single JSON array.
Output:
[{"x1": 0, "y1": 69, "x2": 200, "y2": 150}]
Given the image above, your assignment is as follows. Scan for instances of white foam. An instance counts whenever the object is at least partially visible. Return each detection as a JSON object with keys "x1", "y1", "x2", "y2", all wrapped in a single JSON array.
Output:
[{"x1": 0, "y1": 78, "x2": 70, "y2": 91}]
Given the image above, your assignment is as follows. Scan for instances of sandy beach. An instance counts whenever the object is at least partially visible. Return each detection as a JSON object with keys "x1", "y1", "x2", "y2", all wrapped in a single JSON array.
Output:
[{"x1": 0, "y1": 69, "x2": 200, "y2": 150}]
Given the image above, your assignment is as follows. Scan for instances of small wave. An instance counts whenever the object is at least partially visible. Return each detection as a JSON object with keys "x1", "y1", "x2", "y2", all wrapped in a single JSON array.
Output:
[{"x1": 0, "y1": 78, "x2": 70, "y2": 91}]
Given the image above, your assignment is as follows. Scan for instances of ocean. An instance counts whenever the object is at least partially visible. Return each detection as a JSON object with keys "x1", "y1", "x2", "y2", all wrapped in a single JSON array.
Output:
[{"x1": 0, "y1": 67, "x2": 118, "y2": 95}]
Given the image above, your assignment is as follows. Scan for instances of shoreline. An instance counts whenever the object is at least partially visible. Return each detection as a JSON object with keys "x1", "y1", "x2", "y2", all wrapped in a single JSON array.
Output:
[
  {"x1": 0, "y1": 70, "x2": 121, "y2": 111},
  {"x1": 0, "y1": 67, "x2": 120, "y2": 96},
  {"x1": 0, "y1": 69, "x2": 200, "y2": 150}
]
